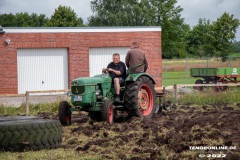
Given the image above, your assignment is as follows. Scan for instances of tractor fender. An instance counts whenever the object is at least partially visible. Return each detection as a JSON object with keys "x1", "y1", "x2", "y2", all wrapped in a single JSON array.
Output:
[{"x1": 125, "y1": 73, "x2": 156, "y2": 84}]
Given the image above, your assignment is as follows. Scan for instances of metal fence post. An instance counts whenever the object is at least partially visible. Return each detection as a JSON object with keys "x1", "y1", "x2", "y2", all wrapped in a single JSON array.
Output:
[
  {"x1": 165, "y1": 59, "x2": 168, "y2": 85},
  {"x1": 185, "y1": 58, "x2": 188, "y2": 84},
  {"x1": 230, "y1": 56, "x2": 232, "y2": 67},
  {"x1": 174, "y1": 84, "x2": 178, "y2": 107},
  {"x1": 207, "y1": 57, "x2": 209, "y2": 68},
  {"x1": 26, "y1": 91, "x2": 29, "y2": 116}
]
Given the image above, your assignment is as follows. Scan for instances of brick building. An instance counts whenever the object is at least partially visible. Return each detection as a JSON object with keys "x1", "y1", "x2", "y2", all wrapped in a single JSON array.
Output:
[{"x1": 0, "y1": 27, "x2": 162, "y2": 95}]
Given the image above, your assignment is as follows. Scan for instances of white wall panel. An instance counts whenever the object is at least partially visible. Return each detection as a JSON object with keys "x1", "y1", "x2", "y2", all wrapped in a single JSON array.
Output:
[
  {"x1": 89, "y1": 47, "x2": 129, "y2": 77},
  {"x1": 17, "y1": 48, "x2": 68, "y2": 94}
]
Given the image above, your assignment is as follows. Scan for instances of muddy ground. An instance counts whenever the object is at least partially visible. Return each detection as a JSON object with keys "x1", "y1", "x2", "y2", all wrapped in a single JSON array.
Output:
[{"x1": 40, "y1": 104, "x2": 240, "y2": 160}]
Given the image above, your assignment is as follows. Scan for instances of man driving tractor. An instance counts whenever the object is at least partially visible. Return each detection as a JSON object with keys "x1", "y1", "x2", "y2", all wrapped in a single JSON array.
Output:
[
  {"x1": 102, "y1": 53, "x2": 127, "y2": 102},
  {"x1": 59, "y1": 44, "x2": 157, "y2": 125}
]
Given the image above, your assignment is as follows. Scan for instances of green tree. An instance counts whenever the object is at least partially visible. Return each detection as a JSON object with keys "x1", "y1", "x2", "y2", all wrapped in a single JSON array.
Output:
[
  {"x1": 15, "y1": 12, "x2": 31, "y2": 26},
  {"x1": 211, "y1": 12, "x2": 240, "y2": 61},
  {"x1": 88, "y1": 0, "x2": 189, "y2": 58},
  {"x1": 187, "y1": 18, "x2": 215, "y2": 57},
  {"x1": 0, "y1": 13, "x2": 16, "y2": 26},
  {"x1": 232, "y1": 41, "x2": 240, "y2": 53},
  {"x1": 29, "y1": 13, "x2": 49, "y2": 27},
  {"x1": 0, "y1": 12, "x2": 48, "y2": 27},
  {"x1": 89, "y1": 0, "x2": 139, "y2": 26},
  {"x1": 47, "y1": 5, "x2": 83, "y2": 27}
]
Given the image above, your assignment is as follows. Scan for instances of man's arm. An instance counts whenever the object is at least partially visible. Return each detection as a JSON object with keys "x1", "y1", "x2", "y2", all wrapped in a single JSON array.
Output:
[
  {"x1": 108, "y1": 62, "x2": 126, "y2": 76},
  {"x1": 144, "y1": 54, "x2": 148, "y2": 72},
  {"x1": 102, "y1": 62, "x2": 111, "y2": 73},
  {"x1": 125, "y1": 52, "x2": 130, "y2": 68},
  {"x1": 108, "y1": 68, "x2": 121, "y2": 75}
]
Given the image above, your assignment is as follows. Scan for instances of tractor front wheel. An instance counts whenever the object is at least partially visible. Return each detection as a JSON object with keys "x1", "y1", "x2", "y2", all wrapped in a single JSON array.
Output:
[
  {"x1": 102, "y1": 100, "x2": 114, "y2": 124},
  {"x1": 59, "y1": 101, "x2": 72, "y2": 126},
  {"x1": 125, "y1": 76, "x2": 156, "y2": 118}
]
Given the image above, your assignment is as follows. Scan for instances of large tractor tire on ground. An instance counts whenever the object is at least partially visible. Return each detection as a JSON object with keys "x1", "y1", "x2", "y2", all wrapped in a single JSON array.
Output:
[
  {"x1": 102, "y1": 100, "x2": 114, "y2": 124},
  {"x1": 0, "y1": 117, "x2": 62, "y2": 152},
  {"x1": 124, "y1": 76, "x2": 156, "y2": 118},
  {"x1": 59, "y1": 101, "x2": 72, "y2": 126}
]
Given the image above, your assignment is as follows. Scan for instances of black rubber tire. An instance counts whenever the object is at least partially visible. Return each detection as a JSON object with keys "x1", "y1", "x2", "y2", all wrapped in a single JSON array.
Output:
[
  {"x1": 102, "y1": 100, "x2": 114, "y2": 124},
  {"x1": 113, "y1": 110, "x2": 118, "y2": 121},
  {"x1": 194, "y1": 79, "x2": 204, "y2": 91},
  {"x1": 0, "y1": 118, "x2": 62, "y2": 152},
  {"x1": 124, "y1": 76, "x2": 156, "y2": 118},
  {"x1": 0, "y1": 116, "x2": 40, "y2": 122},
  {"x1": 59, "y1": 101, "x2": 71, "y2": 126},
  {"x1": 88, "y1": 111, "x2": 102, "y2": 122}
]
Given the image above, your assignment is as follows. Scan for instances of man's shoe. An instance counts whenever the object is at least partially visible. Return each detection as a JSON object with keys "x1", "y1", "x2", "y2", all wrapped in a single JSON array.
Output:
[{"x1": 114, "y1": 96, "x2": 121, "y2": 103}]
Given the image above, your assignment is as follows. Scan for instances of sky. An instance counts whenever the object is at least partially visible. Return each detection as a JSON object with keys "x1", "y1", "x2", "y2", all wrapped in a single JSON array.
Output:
[{"x1": 0, "y1": 0, "x2": 239, "y2": 40}]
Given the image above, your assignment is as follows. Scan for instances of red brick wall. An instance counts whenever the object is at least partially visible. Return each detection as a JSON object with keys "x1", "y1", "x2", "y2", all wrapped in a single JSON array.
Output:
[{"x1": 0, "y1": 30, "x2": 162, "y2": 95}]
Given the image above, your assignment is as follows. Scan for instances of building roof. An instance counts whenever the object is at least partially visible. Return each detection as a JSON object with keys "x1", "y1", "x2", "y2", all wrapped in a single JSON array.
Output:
[{"x1": 3, "y1": 26, "x2": 161, "y2": 33}]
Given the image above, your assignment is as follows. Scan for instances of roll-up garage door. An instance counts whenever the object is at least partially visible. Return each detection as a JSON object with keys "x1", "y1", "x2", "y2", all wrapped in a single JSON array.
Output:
[
  {"x1": 89, "y1": 47, "x2": 129, "y2": 77},
  {"x1": 17, "y1": 48, "x2": 68, "y2": 94}
]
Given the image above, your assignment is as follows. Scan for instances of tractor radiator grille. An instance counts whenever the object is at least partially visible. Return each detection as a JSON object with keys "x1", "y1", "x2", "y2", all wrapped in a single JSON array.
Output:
[{"x1": 71, "y1": 86, "x2": 85, "y2": 95}]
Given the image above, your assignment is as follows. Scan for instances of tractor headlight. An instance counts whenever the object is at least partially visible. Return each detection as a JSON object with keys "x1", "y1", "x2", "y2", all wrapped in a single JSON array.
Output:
[
  {"x1": 95, "y1": 90, "x2": 101, "y2": 96},
  {"x1": 67, "y1": 91, "x2": 72, "y2": 97}
]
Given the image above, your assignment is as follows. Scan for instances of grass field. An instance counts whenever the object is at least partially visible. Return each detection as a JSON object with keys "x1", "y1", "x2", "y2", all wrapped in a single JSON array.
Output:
[
  {"x1": 162, "y1": 71, "x2": 196, "y2": 86},
  {"x1": 162, "y1": 56, "x2": 240, "y2": 86}
]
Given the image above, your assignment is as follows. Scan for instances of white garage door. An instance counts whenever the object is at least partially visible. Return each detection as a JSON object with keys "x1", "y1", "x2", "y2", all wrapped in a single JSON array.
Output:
[
  {"x1": 17, "y1": 48, "x2": 68, "y2": 94},
  {"x1": 89, "y1": 47, "x2": 129, "y2": 77}
]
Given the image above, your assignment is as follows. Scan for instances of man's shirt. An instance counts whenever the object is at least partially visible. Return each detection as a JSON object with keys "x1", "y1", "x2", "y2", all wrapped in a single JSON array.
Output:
[{"x1": 107, "y1": 61, "x2": 127, "y2": 79}]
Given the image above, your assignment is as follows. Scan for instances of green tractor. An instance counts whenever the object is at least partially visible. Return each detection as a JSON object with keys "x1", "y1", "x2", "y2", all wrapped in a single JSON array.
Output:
[{"x1": 59, "y1": 66, "x2": 157, "y2": 125}]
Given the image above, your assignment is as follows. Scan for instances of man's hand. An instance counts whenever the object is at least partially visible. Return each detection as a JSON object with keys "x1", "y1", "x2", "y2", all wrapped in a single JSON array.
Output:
[
  {"x1": 108, "y1": 68, "x2": 121, "y2": 75},
  {"x1": 102, "y1": 68, "x2": 108, "y2": 73}
]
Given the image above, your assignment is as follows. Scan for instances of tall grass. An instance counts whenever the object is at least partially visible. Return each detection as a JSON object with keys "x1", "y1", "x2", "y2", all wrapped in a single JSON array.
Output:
[
  {"x1": 1, "y1": 89, "x2": 240, "y2": 116},
  {"x1": 178, "y1": 88, "x2": 240, "y2": 105},
  {"x1": 0, "y1": 102, "x2": 60, "y2": 116}
]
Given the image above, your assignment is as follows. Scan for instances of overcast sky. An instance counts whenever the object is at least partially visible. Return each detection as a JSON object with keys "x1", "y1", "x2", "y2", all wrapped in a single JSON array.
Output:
[{"x1": 0, "y1": 0, "x2": 239, "y2": 40}]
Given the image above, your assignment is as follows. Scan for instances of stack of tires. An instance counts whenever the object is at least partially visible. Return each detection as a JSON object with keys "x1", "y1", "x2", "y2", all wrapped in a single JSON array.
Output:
[{"x1": 0, "y1": 116, "x2": 62, "y2": 152}]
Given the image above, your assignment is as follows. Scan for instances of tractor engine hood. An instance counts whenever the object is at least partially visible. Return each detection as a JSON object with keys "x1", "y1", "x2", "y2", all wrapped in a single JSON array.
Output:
[{"x1": 71, "y1": 74, "x2": 112, "y2": 86}]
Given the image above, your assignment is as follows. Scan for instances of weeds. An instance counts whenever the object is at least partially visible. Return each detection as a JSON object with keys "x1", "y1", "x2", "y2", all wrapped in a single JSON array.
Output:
[
  {"x1": 177, "y1": 89, "x2": 240, "y2": 105},
  {"x1": 0, "y1": 101, "x2": 60, "y2": 116}
]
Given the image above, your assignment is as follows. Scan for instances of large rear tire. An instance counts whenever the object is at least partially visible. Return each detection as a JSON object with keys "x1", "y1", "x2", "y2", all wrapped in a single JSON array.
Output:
[
  {"x1": 0, "y1": 118, "x2": 62, "y2": 152},
  {"x1": 102, "y1": 100, "x2": 114, "y2": 124},
  {"x1": 59, "y1": 101, "x2": 71, "y2": 126},
  {"x1": 124, "y1": 76, "x2": 156, "y2": 118}
]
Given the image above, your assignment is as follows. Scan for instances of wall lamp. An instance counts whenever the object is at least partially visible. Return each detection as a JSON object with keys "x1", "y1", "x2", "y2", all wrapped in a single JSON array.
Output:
[{"x1": 5, "y1": 39, "x2": 10, "y2": 45}]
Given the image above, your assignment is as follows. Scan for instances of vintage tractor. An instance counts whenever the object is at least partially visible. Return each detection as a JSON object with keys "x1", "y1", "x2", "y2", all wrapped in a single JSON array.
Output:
[{"x1": 58, "y1": 65, "x2": 157, "y2": 125}]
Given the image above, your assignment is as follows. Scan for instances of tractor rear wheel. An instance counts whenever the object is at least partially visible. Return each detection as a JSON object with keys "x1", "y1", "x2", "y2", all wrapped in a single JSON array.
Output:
[
  {"x1": 102, "y1": 100, "x2": 114, "y2": 124},
  {"x1": 59, "y1": 101, "x2": 71, "y2": 126},
  {"x1": 125, "y1": 76, "x2": 156, "y2": 118}
]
